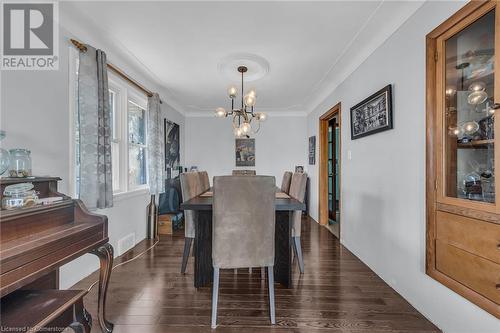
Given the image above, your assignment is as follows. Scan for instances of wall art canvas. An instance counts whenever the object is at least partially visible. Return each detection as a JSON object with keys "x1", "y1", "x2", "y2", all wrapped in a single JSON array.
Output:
[
  {"x1": 235, "y1": 138, "x2": 255, "y2": 167},
  {"x1": 308, "y1": 136, "x2": 316, "y2": 165},
  {"x1": 350, "y1": 84, "x2": 393, "y2": 140},
  {"x1": 164, "y1": 119, "x2": 180, "y2": 171}
]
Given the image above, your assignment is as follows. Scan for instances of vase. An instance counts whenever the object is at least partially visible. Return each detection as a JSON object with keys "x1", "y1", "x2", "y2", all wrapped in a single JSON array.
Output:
[{"x1": 146, "y1": 194, "x2": 158, "y2": 240}]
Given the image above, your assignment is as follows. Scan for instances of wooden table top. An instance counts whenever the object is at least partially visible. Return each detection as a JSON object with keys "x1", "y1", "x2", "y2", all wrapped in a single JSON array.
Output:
[{"x1": 180, "y1": 188, "x2": 305, "y2": 211}]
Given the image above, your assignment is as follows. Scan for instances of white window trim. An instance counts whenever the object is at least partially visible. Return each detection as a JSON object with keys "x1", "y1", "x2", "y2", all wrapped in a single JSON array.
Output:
[{"x1": 69, "y1": 48, "x2": 150, "y2": 199}]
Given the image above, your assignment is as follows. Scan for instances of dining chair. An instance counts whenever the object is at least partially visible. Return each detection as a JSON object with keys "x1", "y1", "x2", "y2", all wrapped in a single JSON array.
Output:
[
  {"x1": 289, "y1": 172, "x2": 308, "y2": 274},
  {"x1": 198, "y1": 171, "x2": 210, "y2": 192},
  {"x1": 232, "y1": 169, "x2": 256, "y2": 175},
  {"x1": 280, "y1": 171, "x2": 293, "y2": 193},
  {"x1": 179, "y1": 172, "x2": 203, "y2": 273},
  {"x1": 211, "y1": 176, "x2": 276, "y2": 328}
]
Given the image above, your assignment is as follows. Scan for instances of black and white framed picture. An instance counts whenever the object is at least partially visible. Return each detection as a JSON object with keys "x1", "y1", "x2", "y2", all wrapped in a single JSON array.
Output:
[
  {"x1": 350, "y1": 84, "x2": 393, "y2": 140},
  {"x1": 164, "y1": 119, "x2": 180, "y2": 170},
  {"x1": 308, "y1": 136, "x2": 316, "y2": 165},
  {"x1": 235, "y1": 138, "x2": 255, "y2": 167}
]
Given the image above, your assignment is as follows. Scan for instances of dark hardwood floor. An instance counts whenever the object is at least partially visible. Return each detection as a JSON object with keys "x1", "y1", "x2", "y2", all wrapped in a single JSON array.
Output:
[{"x1": 72, "y1": 217, "x2": 440, "y2": 332}]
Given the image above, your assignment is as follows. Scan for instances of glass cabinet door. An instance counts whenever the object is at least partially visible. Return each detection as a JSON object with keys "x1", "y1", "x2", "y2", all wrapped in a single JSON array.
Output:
[{"x1": 444, "y1": 9, "x2": 496, "y2": 203}]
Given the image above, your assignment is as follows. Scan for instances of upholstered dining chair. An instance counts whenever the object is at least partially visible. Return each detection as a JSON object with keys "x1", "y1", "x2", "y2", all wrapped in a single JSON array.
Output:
[
  {"x1": 211, "y1": 176, "x2": 276, "y2": 328},
  {"x1": 198, "y1": 171, "x2": 210, "y2": 192},
  {"x1": 180, "y1": 172, "x2": 203, "y2": 273},
  {"x1": 232, "y1": 169, "x2": 256, "y2": 176},
  {"x1": 289, "y1": 172, "x2": 308, "y2": 273},
  {"x1": 280, "y1": 171, "x2": 293, "y2": 193}
]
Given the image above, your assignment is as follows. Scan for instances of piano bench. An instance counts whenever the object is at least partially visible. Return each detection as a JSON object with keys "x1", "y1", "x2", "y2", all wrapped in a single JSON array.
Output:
[{"x1": 1, "y1": 289, "x2": 92, "y2": 333}]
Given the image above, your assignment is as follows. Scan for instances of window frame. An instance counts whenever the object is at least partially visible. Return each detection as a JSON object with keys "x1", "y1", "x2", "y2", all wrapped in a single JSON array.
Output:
[
  {"x1": 126, "y1": 87, "x2": 149, "y2": 192},
  {"x1": 108, "y1": 72, "x2": 149, "y2": 195}
]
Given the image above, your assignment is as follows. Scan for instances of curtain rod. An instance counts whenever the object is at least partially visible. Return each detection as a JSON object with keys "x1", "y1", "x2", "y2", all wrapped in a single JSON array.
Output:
[{"x1": 70, "y1": 38, "x2": 163, "y2": 104}]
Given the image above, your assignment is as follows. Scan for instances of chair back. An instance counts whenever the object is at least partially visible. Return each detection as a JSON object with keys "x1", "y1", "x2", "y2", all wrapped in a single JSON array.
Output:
[
  {"x1": 198, "y1": 171, "x2": 210, "y2": 192},
  {"x1": 232, "y1": 169, "x2": 256, "y2": 176},
  {"x1": 289, "y1": 172, "x2": 307, "y2": 203},
  {"x1": 212, "y1": 176, "x2": 275, "y2": 269},
  {"x1": 180, "y1": 172, "x2": 203, "y2": 238},
  {"x1": 280, "y1": 171, "x2": 293, "y2": 193},
  {"x1": 289, "y1": 172, "x2": 307, "y2": 237}
]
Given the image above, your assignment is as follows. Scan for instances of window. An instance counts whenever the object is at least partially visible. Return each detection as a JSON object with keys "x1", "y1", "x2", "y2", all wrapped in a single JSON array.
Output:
[
  {"x1": 69, "y1": 46, "x2": 149, "y2": 198},
  {"x1": 127, "y1": 100, "x2": 147, "y2": 189},
  {"x1": 107, "y1": 75, "x2": 149, "y2": 194}
]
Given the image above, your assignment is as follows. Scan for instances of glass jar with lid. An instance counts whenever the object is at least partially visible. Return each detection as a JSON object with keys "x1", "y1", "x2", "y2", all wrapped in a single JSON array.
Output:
[
  {"x1": 0, "y1": 131, "x2": 9, "y2": 176},
  {"x1": 2, "y1": 182, "x2": 38, "y2": 210},
  {"x1": 9, "y1": 149, "x2": 32, "y2": 177}
]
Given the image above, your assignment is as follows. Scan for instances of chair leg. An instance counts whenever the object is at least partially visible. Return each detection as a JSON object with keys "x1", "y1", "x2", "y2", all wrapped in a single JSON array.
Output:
[
  {"x1": 181, "y1": 237, "x2": 193, "y2": 274},
  {"x1": 211, "y1": 267, "x2": 220, "y2": 329},
  {"x1": 293, "y1": 236, "x2": 304, "y2": 274},
  {"x1": 267, "y1": 266, "x2": 276, "y2": 324}
]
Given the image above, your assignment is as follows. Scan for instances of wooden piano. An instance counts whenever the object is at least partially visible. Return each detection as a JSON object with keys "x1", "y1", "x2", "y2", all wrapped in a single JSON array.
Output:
[{"x1": 0, "y1": 177, "x2": 114, "y2": 333}]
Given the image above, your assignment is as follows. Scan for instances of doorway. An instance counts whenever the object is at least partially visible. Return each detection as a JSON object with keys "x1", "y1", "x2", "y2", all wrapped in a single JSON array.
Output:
[{"x1": 319, "y1": 103, "x2": 341, "y2": 238}]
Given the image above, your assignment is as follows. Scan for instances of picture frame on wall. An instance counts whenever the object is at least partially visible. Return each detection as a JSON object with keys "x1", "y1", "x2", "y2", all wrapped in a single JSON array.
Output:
[
  {"x1": 235, "y1": 138, "x2": 255, "y2": 167},
  {"x1": 308, "y1": 136, "x2": 316, "y2": 165},
  {"x1": 350, "y1": 84, "x2": 393, "y2": 140},
  {"x1": 164, "y1": 119, "x2": 181, "y2": 171}
]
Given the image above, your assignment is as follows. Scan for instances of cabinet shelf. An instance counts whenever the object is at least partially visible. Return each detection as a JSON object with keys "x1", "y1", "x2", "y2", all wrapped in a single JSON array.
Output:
[{"x1": 457, "y1": 139, "x2": 494, "y2": 149}]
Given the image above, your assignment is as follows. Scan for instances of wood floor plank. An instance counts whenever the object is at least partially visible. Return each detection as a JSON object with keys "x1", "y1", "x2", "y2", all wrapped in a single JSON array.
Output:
[{"x1": 72, "y1": 217, "x2": 440, "y2": 332}]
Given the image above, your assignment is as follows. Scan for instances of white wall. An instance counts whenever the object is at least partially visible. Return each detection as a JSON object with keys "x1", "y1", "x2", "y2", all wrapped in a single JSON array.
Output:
[
  {"x1": 306, "y1": 1, "x2": 500, "y2": 332},
  {"x1": 185, "y1": 114, "x2": 307, "y2": 184},
  {"x1": 0, "y1": 4, "x2": 185, "y2": 288}
]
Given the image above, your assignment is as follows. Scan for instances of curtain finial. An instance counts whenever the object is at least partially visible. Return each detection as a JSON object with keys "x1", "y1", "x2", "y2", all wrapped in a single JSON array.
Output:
[{"x1": 71, "y1": 38, "x2": 88, "y2": 53}]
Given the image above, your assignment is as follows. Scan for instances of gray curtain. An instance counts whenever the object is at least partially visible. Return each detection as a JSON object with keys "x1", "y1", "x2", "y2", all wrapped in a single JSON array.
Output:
[
  {"x1": 78, "y1": 45, "x2": 113, "y2": 209},
  {"x1": 147, "y1": 93, "x2": 165, "y2": 194}
]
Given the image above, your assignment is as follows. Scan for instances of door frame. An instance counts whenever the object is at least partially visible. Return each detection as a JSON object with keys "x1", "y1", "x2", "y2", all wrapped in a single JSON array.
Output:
[{"x1": 319, "y1": 102, "x2": 341, "y2": 226}]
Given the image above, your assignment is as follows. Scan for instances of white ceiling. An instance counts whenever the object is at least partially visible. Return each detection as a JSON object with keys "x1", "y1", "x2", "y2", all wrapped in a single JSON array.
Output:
[{"x1": 63, "y1": 1, "x2": 425, "y2": 115}]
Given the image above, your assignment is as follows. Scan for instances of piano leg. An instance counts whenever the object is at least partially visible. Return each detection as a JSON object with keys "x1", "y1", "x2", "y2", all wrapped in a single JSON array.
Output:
[
  {"x1": 69, "y1": 299, "x2": 92, "y2": 333},
  {"x1": 91, "y1": 243, "x2": 114, "y2": 333}
]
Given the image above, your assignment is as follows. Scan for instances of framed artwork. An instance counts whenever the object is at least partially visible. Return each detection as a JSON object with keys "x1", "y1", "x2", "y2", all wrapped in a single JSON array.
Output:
[
  {"x1": 350, "y1": 84, "x2": 393, "y2": 140},
  {"x1": 295, "y1": 166, "x2": 304, "y2": 173},
  {"x1": 164, "y1": 119, "x2": 180, "y2": 170},
  {"x1": 235, "y1": 138, "x2": 255, "y2": 167},
  {"x1": 308, "y1": 136, "x2": 316, "y2": 165}
]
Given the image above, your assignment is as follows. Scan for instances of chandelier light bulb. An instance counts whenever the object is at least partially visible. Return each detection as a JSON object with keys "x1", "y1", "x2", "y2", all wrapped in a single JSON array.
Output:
[
  {"x1": 228, "y1": 86, "x2": 237, "y2": 99},
  {"x1": 215, "y1": 107, "x2": 226, "y2": 117},
  {"x1": 244, "y1": 94, "x2": 256, "y2": 107},
  {"x1": 248, "y1": 89, "x2": 257, "y2": 98},
  {"x1": 234, "y1": 127, "x2": 243, "y2": 137},
  {"x1": 255, "y1": 112, "x2": 267, "y2": 121},
  {"x1": 241, "y1": 122, "x2": 252, "y2": 134}
]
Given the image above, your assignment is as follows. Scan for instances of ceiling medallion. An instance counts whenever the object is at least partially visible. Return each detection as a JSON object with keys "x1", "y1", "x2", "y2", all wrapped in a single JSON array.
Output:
[
  {"x1": 217, "y1": 53, "x2": 270, "y2": 82},
  {"x1": 215, "y1": 65, "x2": 267, "y2": 137}
]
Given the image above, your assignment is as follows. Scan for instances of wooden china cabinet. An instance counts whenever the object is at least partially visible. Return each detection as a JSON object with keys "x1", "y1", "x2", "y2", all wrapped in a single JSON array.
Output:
[{"x1": 426, "y1": 0, "x2": 500, "y2": 318}]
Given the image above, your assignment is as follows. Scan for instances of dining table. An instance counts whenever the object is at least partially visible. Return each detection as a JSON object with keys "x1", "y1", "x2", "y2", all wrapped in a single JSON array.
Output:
[{"x1": 180, "y1": 187, "x2": 306, "y2": 289}]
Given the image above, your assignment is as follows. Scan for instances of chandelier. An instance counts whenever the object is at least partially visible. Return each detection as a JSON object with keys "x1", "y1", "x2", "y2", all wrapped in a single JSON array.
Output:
[{"x1": 215, "y1": 66, "x2": 267, "y2": 137}]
